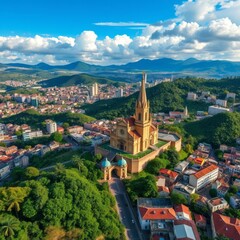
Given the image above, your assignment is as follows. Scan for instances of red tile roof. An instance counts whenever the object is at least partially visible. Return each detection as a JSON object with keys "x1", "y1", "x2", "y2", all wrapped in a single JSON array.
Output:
[
  {"x1": 213, "y1": 212, "x2": 240, "y2": 240},
  {"x1": 159, "y1": 168, "x2": 179, "y2": 179},
  {"x1": 193, "y1": 164, "x2": 218, "y2": 179},
  {"x1": 129, "y1": 130, "x2": 141, "y2": 138},
  {"x1": 194, "y1": 214, "x2": 206, "y2": 224},
  {"x1": 158, "y1": 186, "x2": 169, "y2": 193},
  {"x1": 124, "y1": 117, "x2": 135, "y2": 126},
  {"x1": 174, "y1": 204, "x2": 191, "y2": 217},
  {"x1": 139, "y1": 207, "x2": 177, "y2": 220}
]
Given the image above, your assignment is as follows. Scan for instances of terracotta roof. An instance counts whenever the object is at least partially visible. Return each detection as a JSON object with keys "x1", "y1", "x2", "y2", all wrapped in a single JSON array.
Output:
[
  {"x1": 213, "y1": 212, "x2": 240, "y2": 240},
  {"x1": 128, "y1": 130, "x2": 141, "y2": 138},
  {"x1": 158, "y1": 186, "x2": 169, "y2": 193},
  {"x1": 124, "y1": 117, "x2": 135, "y2": 126},
  {"x1": 194, "y1": 214, "x2": 206, "y2": 224},
  {"x1": 174, "y1": 204, "x2": 191, "y2": 217},
  {"x1": 193, "y1": 164, "x2": 218, "y2": 179},
  {"x1": 159, "y1": 168, "x2": 179, "y2": 179},
  {"x1": 150, "y1": 125, "x2": 157, "y2": 132},
  {"x1": 139, "y1": 206, "x2": 176, "y2": 220}
]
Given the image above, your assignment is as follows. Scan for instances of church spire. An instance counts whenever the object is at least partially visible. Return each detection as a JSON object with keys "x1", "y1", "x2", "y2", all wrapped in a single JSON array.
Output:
[{"x1": 137, "y1": 72, "x2": 147, "y2": 107}]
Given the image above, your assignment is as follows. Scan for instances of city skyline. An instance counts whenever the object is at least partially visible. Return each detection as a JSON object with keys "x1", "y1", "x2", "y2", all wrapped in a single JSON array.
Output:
[{"x1": 0, "y1": 0, "x2": 240, "y2": 65}]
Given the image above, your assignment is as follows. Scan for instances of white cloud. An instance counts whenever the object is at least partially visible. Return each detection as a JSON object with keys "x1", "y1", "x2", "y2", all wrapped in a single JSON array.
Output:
[{"x1": 1, "y1": 0, "x2": 240, "y2": 65}]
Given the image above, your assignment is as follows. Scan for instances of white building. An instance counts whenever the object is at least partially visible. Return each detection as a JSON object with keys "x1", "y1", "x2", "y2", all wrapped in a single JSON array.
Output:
[
  {"x1": 116, "y1": 88, "x2": 124, "y2": 98},
  {"x1": 208, "y1": 105, "x2": 230, "y2": 115},
  {"x1": 216, "y1": 99, "x2": 227, "y2": 107},
  {"x1": 187, "y1": 92, "x2": 197, "y2": 101},
  {"x1": 23, "y1": 130, "x2": 43, "y2": 141},
  {"x1": 46, "y1": 119, "x2": 57, "y2": 134},
  {"x1": 90, "y1": 83, "x2": 98, "y2": 97},
  {"x1": 189, "y1": 164, "x2": 219, "y2": 190},
  {"x1": 207, "y1": 197, "x2": 228, "y2": 212}
]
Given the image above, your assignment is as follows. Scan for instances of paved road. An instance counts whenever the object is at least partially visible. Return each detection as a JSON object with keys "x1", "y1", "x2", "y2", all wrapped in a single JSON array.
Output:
[{"x1": 109, "y1": 177, "x2": 143, "y2": 240}]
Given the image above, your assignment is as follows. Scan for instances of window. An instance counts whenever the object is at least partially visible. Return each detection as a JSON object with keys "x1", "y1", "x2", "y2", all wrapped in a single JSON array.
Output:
[
  {"x1": 138, "y1": 113, "x2": 141, "y2": 121},
  {"x1": 145, "y1": 112, "x2": 148, "y2": 120}
]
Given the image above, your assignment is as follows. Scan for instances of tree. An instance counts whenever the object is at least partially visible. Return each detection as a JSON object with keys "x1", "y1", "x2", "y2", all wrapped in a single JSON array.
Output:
[
  {"x1": 185, "y1": 144, "x2": 193, "y2": 154},
  {"x1": 50, "y1": 132, "x2": 63, "y2": 143},
  {"x1": 190, "y1": 193, "x2": 200, "y2": 203},
  {"x1": 170, "y1": 192, "x2": 188, "y2": 205},
  {"x1": 144, "y1": 158, "x2": 168, "y2": 175},
  {"x1": 209, "y1": 188, "x2": 218, "y2": 198},
  {"x1": 25, "y1": 167, "x2": 40, "y2": 179},
  {"x1": 0, "y1": 214, "x2": 20, "y2": 238},
  {"x1": 0, "y1": 187, "x2": 30, "y2": 214},
  {"x1": 229, "y1": 185, "x2": 238, "y2": 194},
  {"x1": 0, "y1": 142, "x2": 6, "y2": 147}
]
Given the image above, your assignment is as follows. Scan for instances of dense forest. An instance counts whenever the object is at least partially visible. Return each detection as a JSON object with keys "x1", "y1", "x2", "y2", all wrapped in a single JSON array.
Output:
[
  {"x1": 39, "y1": 73, "x2": 125, "y2": 88},
  {"x1": 83, "y1": 77, "x2": 240, "y2": 119},
  {"x1": 0, "y1": 110, "x2": 95, "y2": 129},
  {"x1": 0, "y1": 156, "x2": 124, "y2": 240},
  {"x1": 183, "y1": 112, "x2": 240, "y2": 147}
]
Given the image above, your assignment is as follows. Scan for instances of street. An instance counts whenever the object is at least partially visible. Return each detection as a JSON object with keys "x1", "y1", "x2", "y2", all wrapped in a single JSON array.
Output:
[{"x1": 109, "y1": 177, "x2": 145, "y2": 240}]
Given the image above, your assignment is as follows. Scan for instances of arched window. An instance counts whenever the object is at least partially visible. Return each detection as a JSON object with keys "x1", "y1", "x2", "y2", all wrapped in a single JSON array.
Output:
[
  {"x1": 145, "y1": 112, "x2": 148, "y2": 121},
  {"x1": 138, "y1": 113, "x2": 141, "y2": 121}
]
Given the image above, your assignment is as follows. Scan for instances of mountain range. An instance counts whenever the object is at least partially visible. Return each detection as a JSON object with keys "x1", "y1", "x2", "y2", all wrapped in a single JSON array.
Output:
[{"x1": 1, "y1": 58, "x2": 240, "y2": 78}]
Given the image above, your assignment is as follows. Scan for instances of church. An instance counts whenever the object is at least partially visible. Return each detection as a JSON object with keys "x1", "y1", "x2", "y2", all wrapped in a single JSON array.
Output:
[{"x1": 110, "y1": 73, "x2": 158, "y2": 155}]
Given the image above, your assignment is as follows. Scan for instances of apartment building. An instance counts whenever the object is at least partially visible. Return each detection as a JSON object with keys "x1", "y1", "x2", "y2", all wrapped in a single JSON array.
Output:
[{"x1": 189, "y1": 164, "x2": 219, "y2": 190}]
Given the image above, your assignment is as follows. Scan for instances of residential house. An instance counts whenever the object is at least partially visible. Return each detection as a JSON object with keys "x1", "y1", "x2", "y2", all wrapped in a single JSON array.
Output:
[
  {"x1": 230, "y1": 195, "x2": 240, "y2": 209},
  {"x1": 207, "y1": 197, "x2": 229, "y2": 212},
  {"x1": 158, "y1": 186, "x2": 170, "y2": 197},
  {"x1": 173, "y1": 182, "x2": 195, "y2": 200},
  {"x1": 159, "y1": 169, "x2": 179, "y2": 184},
  {"x1": 137, "y1": 198, "x2": 175, "y2": 230},
  {"x1": 194, "y1": 213, "x2": 206, "y2": 229},
  {"x1": 211, "y1": 212, "x2": 240, "y2": 240},
  {"x1": 174, "y1": 204, "x2": 192, "y2": 220},
  {"x1": 173, "y1": 219, "x2": 200, "y2": 240},
  {"x1": 174, "y1": 161, "x2": 189, "y2": 173}
]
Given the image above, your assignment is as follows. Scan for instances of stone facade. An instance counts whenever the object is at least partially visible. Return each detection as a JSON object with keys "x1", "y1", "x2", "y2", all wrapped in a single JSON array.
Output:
[{"x1": 110, "y1": 73, "x2": 158, "y2": 155}]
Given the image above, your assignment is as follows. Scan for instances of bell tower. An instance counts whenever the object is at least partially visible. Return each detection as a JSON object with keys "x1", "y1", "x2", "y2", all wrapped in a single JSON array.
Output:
[{"x1": 135, "y1": 72, "x2": 151, "y2": 151}]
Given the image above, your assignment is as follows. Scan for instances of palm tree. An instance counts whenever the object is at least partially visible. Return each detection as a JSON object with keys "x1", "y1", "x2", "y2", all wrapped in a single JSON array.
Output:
[
  {"x1": 0, "y1": 187, "x2": 30, "y2": 215},
  {"x1": 0, "y1": 214, "x2": 20, "y2": 238},
  {"x1": 72, "y1": 155, "x2": 84, "y2": 172}
]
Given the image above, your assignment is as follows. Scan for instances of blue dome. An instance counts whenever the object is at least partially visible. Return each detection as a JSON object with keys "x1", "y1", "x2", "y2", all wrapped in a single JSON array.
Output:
[
  {"x1": 118, "y1": 157, "x2": 127, "y2": 166},
  {"x1": 101, "y1": 158, "x2": 111, "y2": 168}
]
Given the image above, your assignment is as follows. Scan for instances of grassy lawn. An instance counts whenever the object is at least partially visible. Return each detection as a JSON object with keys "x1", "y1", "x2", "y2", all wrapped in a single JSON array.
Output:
[
  {"x1": 120, "y1": 149, "x2": 153, "y2": 159},
  {"x1": 155, "y1": 140, "x2": 168, "y2": 148},
  {"x1": 100, "y1": 142, "x2": 153, "y2": 159},
  {"x1": 30, "y1": 149, "x2": 83, "y2": 168},
  {"x1": 179, "y1": 149, "x2": 189, "y2": 161}
]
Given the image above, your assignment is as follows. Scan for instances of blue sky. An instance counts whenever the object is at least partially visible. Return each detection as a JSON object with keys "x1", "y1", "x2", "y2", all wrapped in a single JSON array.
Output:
[
  {"x1": 0, "y1": 0, "x2": 181, "y2": 38},
  {"x1": 0, "y1": 0, "x2": 240, "y2": 65}
]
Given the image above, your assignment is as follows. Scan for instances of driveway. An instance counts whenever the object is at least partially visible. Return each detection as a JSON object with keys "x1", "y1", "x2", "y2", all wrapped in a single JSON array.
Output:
[{"x1": 109, "y1": 177, "x2": 144, "y2": 240}]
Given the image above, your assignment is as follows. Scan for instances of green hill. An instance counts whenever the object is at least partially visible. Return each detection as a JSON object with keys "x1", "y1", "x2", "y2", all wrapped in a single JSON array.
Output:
[
  {"x1": 83, "y1": 77, "x2": 240, "y2": 119},
  {"x1": 183, "y1": 112, "x2": 240, "y2": 146},
  {"x1": 0, "y1": 109, "x2": 95, "y2": 129},
  {"x1": 39, "y1": 73, "x2": 125, "y2": 88}
]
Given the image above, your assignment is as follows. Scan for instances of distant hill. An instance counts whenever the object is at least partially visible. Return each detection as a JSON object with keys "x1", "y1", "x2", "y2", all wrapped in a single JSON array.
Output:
[
  {"x1": 2, "y1": 58, "x2": 240, "y2": 78},
  {"x1": 0, "y1": 109, "x2": 95, "y2": 129},
  {"x1": 183, "y1": 112, "x2": 240, "y2": 146},
  {"x1": 39, "y1": 73, "x2": 125, "y2": 87},
  {"x1": 83, "y1": 77, "x2": 240, "y2": 119}
]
